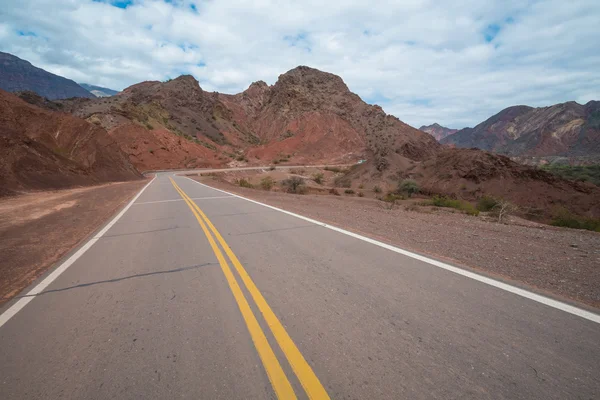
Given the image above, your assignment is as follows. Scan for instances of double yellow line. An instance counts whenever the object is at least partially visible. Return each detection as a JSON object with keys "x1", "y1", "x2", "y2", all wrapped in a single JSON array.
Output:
[{"x1": 170, "y1": 178, "x2": 330, "y2": 400}]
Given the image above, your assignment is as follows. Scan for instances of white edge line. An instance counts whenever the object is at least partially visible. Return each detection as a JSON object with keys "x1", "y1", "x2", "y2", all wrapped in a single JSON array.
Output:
[
  {"x1": 0, "y1": 176, "x2": 157, "y2": 328},
  {"x1": 184, "y1": 177, "x2": 600, "y2": 324}
]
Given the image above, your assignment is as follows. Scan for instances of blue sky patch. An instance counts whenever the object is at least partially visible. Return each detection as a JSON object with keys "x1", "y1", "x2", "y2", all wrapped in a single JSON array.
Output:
[
  {"x1": 92, "y1": 0, "x2": 133, "y2": 9},
  {"x1": 484, "y1": 24, "x2": 501, "y2": 42},
  {"x1": 17, "y1": 30, "x2": 37, "y2": 37}
]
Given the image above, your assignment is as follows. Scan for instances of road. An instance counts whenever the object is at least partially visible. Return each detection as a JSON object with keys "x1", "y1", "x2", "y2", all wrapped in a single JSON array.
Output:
[{"x1": 1, "y1": 172, "x2": 599, "y2": 399}]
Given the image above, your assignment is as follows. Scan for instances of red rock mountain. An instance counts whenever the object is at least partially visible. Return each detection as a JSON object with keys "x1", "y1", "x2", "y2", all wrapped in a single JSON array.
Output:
[
  {"x1": 441, "y1": 102, "x2": 600, "y2": 157},
  {"x1": 59, "y1": 66, "x2": 440, "y2": 169},
  {"x1": 0, "y1": 90, "x2": 140, "y2": 196},
  {"x1": 419, "y1": 123, "x2": 459, "y2": 141}
]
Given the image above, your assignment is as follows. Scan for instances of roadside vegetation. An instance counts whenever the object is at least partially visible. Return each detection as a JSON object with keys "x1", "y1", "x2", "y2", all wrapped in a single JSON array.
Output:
[
  {"x1": 551, "y1": 208, "x2": 600, "y2": 232},
  {"x1": 540, "y1": 164, "x2": 600, "y2": 186}
]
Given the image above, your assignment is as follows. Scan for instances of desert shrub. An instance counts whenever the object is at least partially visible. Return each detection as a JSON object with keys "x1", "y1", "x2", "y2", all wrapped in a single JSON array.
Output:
[
  {"x1": 551, "y1": 208, "x2": 600, "y2": 232},
  {"x1": 373, "y1": 185, "x2": 382, "y2": 193},
  {"x1": 236, "y1": 154, "x2": 248, "y2": 162},
  {"x1": 398, "y1": 179, "x2": 419, "y2": 197},
  {"x1": 344, "y1": 189, "x2": 355, "y2": 195},
  {"x1": 269, "y1": 166, "x2": 276, "y2": 171},
  {"x1": 237, "y1": 178, "x2": 254, "y2": 188},
  {"x1": 273, "y1": 159, "x2": 280, "y2": 164},
  {"x1": 383, "y1": 193, "x2": 404, "y2": 202},
  {"x1": 477, "y1": 196, "x2": 499, "y2": 212},
  {"x1": 148, "y1": 149, "x2": 154, "y2": 154},
  {"x1": 431, "y1": 196, "x2": 479, "y2": 216},
  {"x1": 313, "y1": 173, "x2": 324, "y2": 184},
  {"x1": 329, "y1": 188, "x2": 340, "y2": 196},
  {"x1": 260, "y1": 177, "x2": 275, "y2": 190},
  {"x1": 334, "y1": 176, "x2": 352, "y2": 188},
  {"x1": 489, "y1": 200, "x2": 518, "y2": 223},
  {"x1": 324, "y1": 166, "x2": 342, "y2": 173},
  {"x1": 281, "y1": 176, "x2": 306, "y2": 194},
  {"x1": 358, "y1": 183, "x2": 364, "y2": 189},
  {"x1": 357, "y1": 191, "x2": 364, "y2": 197}
]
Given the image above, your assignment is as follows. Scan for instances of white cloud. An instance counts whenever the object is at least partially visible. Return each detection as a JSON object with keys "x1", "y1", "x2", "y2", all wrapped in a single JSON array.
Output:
[{"x1": 0, "y1": 0, "x2": 599, "y2": 128}]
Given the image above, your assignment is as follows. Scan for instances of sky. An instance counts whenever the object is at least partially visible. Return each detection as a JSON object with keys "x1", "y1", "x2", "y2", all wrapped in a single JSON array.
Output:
[{"x1": 1, "y1": 0, "x2": 599, "y2": 128}]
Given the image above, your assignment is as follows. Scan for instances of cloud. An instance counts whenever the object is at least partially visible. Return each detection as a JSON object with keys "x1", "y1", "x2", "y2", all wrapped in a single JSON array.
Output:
[{"x1": 0, "y1": 0, "x2": 599, "y2": 128}]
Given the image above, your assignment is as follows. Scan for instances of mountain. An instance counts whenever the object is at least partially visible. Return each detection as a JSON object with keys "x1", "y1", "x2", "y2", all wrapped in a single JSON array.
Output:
[
  {"x1": 0, "y1": 89, "x2": 140, "y2": 196},
  {"x1": 32, "y1": 66, "x2": 598, "y2": 220},
  {"x1": 60, "y1": 66, "x2": 439, "y2": 169},
  {"x1": 441, "y1": 102, "x2": 600, "y2": 157},
  {"x1": 419, "y1": 123, "x2": 459, "y2": 141},
  {"x1": 78, "y1": 83, "x2": 119, "y2": 97},
  {"x1": 0, "y1": 52, "x2": 95, "y2": 100}
]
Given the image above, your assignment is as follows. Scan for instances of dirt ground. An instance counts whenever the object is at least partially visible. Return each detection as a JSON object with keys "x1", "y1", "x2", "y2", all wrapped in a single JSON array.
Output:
[
  {"x1": 193, "y1": 175, "x2": 600, "y2": 309},
  {"x1": 0, "y1": 179, "x2": 148, "y2": 305}
]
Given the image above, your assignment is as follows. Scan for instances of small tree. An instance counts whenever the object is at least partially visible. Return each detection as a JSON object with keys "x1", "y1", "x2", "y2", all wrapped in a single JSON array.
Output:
[
  {"x1": 398, "y1": 179, "x2": 419, "y2": 197},
  {"x1": 493, "y1": 200, "x2": 518, "y2": 223},
  {"x1": 281, "y1": 176, "x2": 306, "y2": 194},
  {"x1": 312, "y1": 173, "x2": 324, "y2": 184}
]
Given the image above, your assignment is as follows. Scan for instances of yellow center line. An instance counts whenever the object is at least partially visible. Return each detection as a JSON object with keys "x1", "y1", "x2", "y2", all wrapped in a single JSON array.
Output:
[
  {"x1": 169, "y1": 178, "x2": 296, "y2": 400},
  {"x1": 171, "y1": 178, "x2": 330, "y2": 400}
]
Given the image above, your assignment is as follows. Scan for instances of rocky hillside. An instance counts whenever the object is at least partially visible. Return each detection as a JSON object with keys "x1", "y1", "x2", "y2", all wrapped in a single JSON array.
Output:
[
  {"x1": 79, "y1": 83, "x2": 119, "y2": 97},
  {"x1": 0, "y1": 52, "x2": 95, "y2": 100},
  {"x1": 441, "y1": 101, "x2": 600, "y2": 157},
  {"x1": 61, "y1": 66, "x2": 440, "y2": 169},
  {"x1": 0, "y1": 89, "x2": 140, "y2": 196},
  {"x1": 419, "y1": 123, "x2": 458, "y2": 141}
]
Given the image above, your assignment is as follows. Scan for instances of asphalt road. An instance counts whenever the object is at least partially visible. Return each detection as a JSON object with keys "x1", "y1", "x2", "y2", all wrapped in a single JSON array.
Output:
[{"x1": 1, "y1": 173, "x2": 599, "y2": 399}]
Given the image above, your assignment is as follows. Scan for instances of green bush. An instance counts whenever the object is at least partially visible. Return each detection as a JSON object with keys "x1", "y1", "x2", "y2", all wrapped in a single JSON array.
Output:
[
  {"x1": 477, "y1": 196, "x2": 499, "y2": 212},
  {"x1": 551, "y1": 209, "x2": 600, "y2": 232},
  {"x1": 312, "y1": 173, "x2": 324, "y2": 184},
  {"x1": 281, "y1": 176, "x2": 306, "y2": 194},
  {"x1": 373, "y1": 185, "x2": 382, "y2": 193},
  {"x1": 398, "y1": 179, "x2": 419, "y2": 197},
  {"x1": 344, "y1": 189, "x2": 355, "y2": 195},
  {"x1": 431, "y1": 196, "x2": 479, "y2": 216},
  {"x1": 260, "y1": 177, "x2": 275, "y2": 190},
  {"x1": 237, "y1": 178, "x2": 254, "y2": 188}
]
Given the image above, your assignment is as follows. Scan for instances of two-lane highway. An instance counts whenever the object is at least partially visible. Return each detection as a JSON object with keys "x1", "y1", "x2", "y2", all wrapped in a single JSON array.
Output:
[{"x1": 1, "y1": 173, "x2": 599, "y2": 399}]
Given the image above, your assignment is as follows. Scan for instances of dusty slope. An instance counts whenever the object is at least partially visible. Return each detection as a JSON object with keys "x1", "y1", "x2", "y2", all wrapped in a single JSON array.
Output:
[
  {"x1": 0, "y1": 90, "x2": 140, "y2": 196},
  {"x1": 0, "y1": 180, "x2": 147, "y2": 304},
  {"x1": 442, "y1": 101, "x2": 600, "y2": 157},
  {"x1": 0, "y1": 52, "x2": 95, "y2": 100}
]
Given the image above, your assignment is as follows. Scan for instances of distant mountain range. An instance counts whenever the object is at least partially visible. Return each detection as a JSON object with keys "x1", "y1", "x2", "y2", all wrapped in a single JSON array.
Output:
[
  {"x1": 0, "y1": 51, "x2": 95, "y2": 100},
  {"x1": 418, "y1": 123, "x2": 458, "y2": 141},
  {"x1": 78, "y1": 83, "x2": 119, "y2": 97},
  {"x1": 426, "y1": 102, "x2": 600, "y2": 158}
]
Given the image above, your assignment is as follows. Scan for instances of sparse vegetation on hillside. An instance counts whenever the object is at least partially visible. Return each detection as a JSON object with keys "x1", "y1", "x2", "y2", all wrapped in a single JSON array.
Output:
[
  {"x1": 237, "y1": 178, "x2": 254, "y2": 188},
  {"x1": 260, "y1": 176, "x2": 275, "y2": 190},
  {"x1": 540, "y1": 164, "x2": 600, "y2": 186},
  {"x1": 281, "y1": 176, "x2": 306, "y2": 194},
  {"x1": 476, "y1": 196, "x2": 499, "y2": 212},
  {"x1": 551, "y1": 208, "x2": 600, "y2": 232},
  {"x1": 312, "y1": 172, "x2": 324, "y2": 184},
  {"x1": 397, "y1": 179, "x2": 419, "y2": 197},
  {"x1": 429, "y1": 196, "x2": 479, "y2": 216}
]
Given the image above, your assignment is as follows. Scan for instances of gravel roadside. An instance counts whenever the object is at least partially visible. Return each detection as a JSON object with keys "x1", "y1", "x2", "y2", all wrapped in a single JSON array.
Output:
[
  {"x1": 193, "y1": 176, "x2": 600, "y2": 309},
  {"x1": 0, "y1": 179, "x2": 149, "y2": 305}
]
